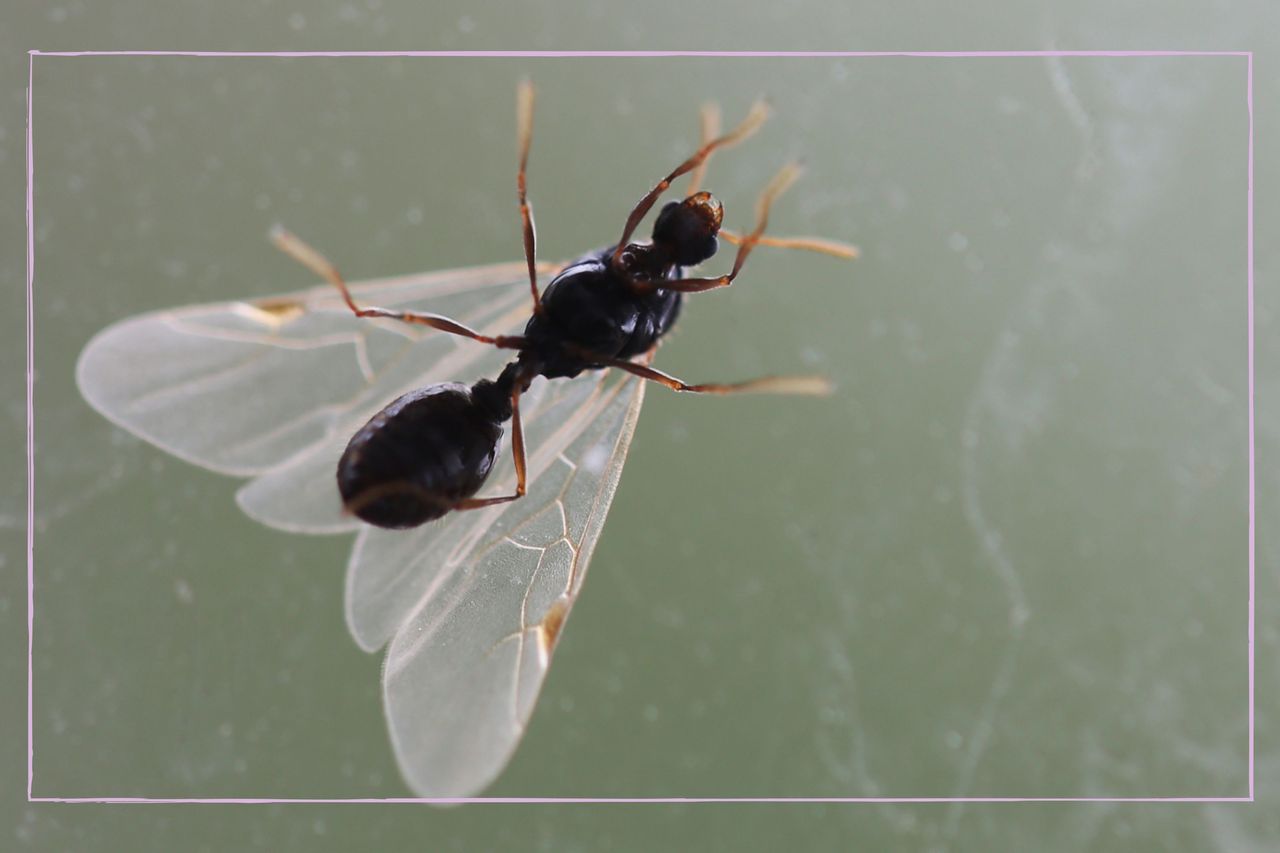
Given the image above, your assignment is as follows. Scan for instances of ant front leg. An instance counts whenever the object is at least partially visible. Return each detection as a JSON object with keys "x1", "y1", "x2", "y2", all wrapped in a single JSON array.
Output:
[
  {"x1": 656, "y1": 161, "x2": 803, "y2": 294},
  {"x1": 515, "y1": 79, "x2": 544, "y2": 317},
  {"x1": 685, "y1": 102, "x2": 722, "y2": 196},
  {"x1": 270, "y1": 226, "x2": 528, "y2": 351},
  {"x1": 687, "y1": 99, "x2": 859, "y2": 263},
  {"x1": 611, "y1": 99, "x2": 770, "y2": 265}
]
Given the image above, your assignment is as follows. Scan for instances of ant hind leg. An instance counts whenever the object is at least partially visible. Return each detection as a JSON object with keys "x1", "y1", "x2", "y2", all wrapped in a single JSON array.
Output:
[{"x1": 456, "y1": 381, "x2": 529, "y2": 511}]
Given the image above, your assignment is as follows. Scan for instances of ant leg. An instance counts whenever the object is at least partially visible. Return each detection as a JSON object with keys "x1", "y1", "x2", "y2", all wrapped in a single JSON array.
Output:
[
  {"x1": 719, "y1": 230, "x2": 860, "y2": 260},
  {"x1": 687, "y1": 100, "x2": 857, "y2": 261},
  {"x1": 516, "y1": 79, "x2": 544, "y2": 316},
  {"x1": 457, "y1": 382, "x2": 528, "y2": 510},
  {"x1": 657, "y1": 161, "x2": 803, "y2": 294},
  {"x1": 611, "y1": 98, "x2": 770, "y2": 264},
  {"x1": 601, "y1": 354, "x2": 833, "y2": 396},
  {"x1": 270, "y1": 226, "x2": 528, "y2": 350},
  {"x1": 685, "y1": 102, "x2": 721, "y2": 196}
]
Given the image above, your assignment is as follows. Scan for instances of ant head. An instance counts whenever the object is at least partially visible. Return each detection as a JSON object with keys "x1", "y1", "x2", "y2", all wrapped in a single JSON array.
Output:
[{"x1": 652, "y1": 192, "x2": 723, "y2": 266}]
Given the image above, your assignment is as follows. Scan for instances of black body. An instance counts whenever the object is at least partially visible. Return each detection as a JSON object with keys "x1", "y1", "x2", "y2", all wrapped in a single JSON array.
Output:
[
  {"x1": 337, "y1": 384, "x2": 503, "y2": 528},
  {"x1": 337, "y1": 198, "x2": 717, "y2": 529},
  {"x1": 519, "y1": 245, "x2": 684, "y2": 379}
]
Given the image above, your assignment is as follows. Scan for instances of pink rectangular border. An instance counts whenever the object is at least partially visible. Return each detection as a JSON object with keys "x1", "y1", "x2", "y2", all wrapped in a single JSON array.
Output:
[{"x1": 25, "y1": 49, "x2": 1255, "y2": 805}]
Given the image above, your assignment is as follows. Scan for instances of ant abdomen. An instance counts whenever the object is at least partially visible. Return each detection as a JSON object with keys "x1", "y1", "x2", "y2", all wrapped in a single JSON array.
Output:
[{"x1": 337, "y1": 383, "x2": 504, "y2": 529}]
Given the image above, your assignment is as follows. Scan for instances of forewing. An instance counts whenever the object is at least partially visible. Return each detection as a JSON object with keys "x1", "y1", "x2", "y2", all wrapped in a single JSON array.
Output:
[
  {"x1": 366, "y1": 370, "x2": 645, "y2": 798},
  {"x1": 79, "y1": 256, "x2": 649, "y2": 797},
  {"x1": 76, "y1": 262, "x2": 548, "y2": 532}
]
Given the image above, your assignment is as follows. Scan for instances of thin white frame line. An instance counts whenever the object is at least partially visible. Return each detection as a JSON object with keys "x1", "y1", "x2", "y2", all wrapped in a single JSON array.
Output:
[
  {"x1": 26, "y1": 48, "x2": 1255, "y2": 805},
  {"x1": 26, "y1": 48, "x2": 37, "y2": 803},
  {"x1": 1245, "y1": 50, "x2": 1256, "y2": 801},
  {"x1": 29, "y1": 49, "x2": 1252, "y2": 58},
  {"x1": 29, "y1": 796, "x2": 1259, "y2": 805}
]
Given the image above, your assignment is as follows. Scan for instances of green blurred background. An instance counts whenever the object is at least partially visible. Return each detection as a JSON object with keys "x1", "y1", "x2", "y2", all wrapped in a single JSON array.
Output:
[{"x1": 4, "y1": 3, "x2": 1277, "y2": 851}]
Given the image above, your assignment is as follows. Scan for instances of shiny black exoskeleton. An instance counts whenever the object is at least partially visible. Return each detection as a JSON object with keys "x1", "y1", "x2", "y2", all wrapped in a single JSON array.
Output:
[
  {"x1": 336, "y1": 191, "x2": 725, "y2": 528},
  {"x1": 337, "y1": 384, "x2": 504, "y2": 529},
  {"x1": 519, "y1": 191, "x2": 726, "y2": 380},
  {"x1": 519, "y1": 255, "x2": 678, "y2": 379}
]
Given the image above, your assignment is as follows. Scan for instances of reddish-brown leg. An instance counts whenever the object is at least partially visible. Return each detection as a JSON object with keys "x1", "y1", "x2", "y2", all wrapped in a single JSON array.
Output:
[
  {"x1": 611, "y1": 99, "x2": 770, "y2": 264},
  {"x1": 271, "y1": 226, "x2": 528, "y2": 350},
  {"x1": 655, "y1": 161, "x2": 803, "y2": 294},
  {"x1": 516, "y1": 79, "x2": 543, "y2": 316},
  {"x1": 558, "y1": 339, "x2": 829, "y2": 395},
  {"x1": 686, "y1": 101, "x2": 859, "y2": 263},
  {"x1": 456, "y1": 381, "x2": 528, "y2": 510},
  {"x1": 718, "y1": 230, "x2": 860, "y2": 260},
  {"x1": 685, "y1": 102, "x2": 721, "y2": 196},
  {"x1": 599, "y1": 353, "x2": 833, "y2": 396}
]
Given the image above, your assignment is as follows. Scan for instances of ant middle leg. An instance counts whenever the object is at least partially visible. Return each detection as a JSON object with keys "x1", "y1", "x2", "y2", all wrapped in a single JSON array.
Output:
[
  {"x1": 599, "y1": 353, "x2": 833, "y2": 396},
  {"x1": 270, "y1": 225, "x2": 528, "y2": 350}
]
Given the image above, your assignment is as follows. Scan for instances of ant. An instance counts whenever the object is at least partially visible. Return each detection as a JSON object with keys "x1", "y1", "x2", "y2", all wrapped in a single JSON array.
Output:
[{"x1": 270, "y1": 81, "x2": 855, "y2": 529}]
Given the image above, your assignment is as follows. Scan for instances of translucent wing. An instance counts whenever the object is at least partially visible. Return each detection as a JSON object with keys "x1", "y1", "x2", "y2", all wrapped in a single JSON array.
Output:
[
  {"x1": 76, "y1": 259, "x2": 648, "y2": 797},
  {"x1": 77, "y1": 262, "x2": 553, "y2": 532},
  {"x1": 367, "y1": 370, "x2": 645, "y2": 797}
]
